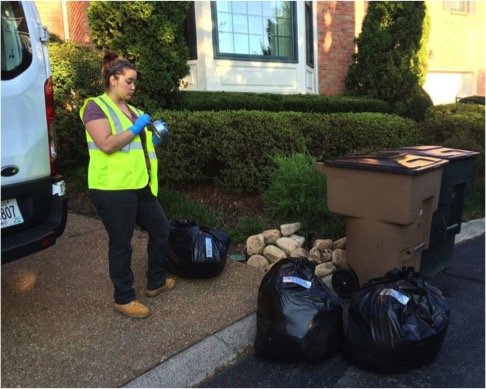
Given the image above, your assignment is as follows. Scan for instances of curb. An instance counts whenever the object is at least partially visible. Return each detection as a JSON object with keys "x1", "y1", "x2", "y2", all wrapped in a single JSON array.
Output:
[
  {"x1": 124, "y1": 314, "x2": 256, "y2": 388},
  {"x1": 124, "y1": 218, "x2": 485, "y2": 388},
  {"x1": 454, "y1": 218, "x2": 485, "y2": 244}
]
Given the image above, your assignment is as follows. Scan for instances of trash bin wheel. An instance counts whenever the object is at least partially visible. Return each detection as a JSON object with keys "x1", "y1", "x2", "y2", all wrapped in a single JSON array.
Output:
[{"x1": 332, "y1": 267, "x2": 360, "y2": 299}]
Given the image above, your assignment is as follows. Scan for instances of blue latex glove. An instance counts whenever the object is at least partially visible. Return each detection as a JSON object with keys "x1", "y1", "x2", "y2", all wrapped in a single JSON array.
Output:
[
  {"x1": 128, "y1": 113, "x2": 152, "y2": 136},
  {"x1": 152, "y1": 134, "x2": 161, "y2": 146}
]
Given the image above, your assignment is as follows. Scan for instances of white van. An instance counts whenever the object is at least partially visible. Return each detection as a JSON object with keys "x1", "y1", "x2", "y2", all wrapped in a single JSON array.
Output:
[{"x1": 1, "y1": 1, "x2": 67, "y2": 264}]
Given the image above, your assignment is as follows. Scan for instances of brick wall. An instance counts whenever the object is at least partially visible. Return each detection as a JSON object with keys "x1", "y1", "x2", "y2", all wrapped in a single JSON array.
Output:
[
  {"x1": 66, "y1": 1, "x2": 92, "y2": 46},
  {"x1": 316, "y1": 1, "x2": 359, "y2": 95}
]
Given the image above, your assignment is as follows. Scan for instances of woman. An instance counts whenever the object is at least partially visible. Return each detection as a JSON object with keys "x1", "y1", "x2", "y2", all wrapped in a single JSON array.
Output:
[{"x1": 80, "y1": 49, "x2": 175, "y2": 318}]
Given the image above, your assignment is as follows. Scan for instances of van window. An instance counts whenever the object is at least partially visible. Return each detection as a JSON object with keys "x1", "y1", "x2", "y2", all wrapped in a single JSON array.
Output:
[{"x1": 1, "y1": 1, "x2": 32, "y2": 80}]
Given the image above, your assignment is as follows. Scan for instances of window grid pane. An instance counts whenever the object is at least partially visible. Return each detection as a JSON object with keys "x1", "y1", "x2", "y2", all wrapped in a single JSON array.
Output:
[{"x1": 215, "y1": 1, "x2": 294, "y2": 59}]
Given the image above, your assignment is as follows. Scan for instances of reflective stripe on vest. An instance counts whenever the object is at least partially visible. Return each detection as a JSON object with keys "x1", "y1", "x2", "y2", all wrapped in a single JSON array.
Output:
[{"x1": 89, "y1": 95, "x2": 130, "y2": 152}]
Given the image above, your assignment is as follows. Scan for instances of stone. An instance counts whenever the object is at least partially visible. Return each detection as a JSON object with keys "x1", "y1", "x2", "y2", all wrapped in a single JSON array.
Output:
[
  {"x1": 309, "y1": 247, "x2": 323, "y2": 263},
  {"x1": 315, "y1": 262, "x2": 336, "y2": 278},
  {"x1": 246, "y1": 234, "x2": 265, "y2": 256},
  {"x1": 247, "y1": 255, "x2": 270, "y2": 271},
  {"x1": 333, "y1": 237, "x2": 347, "y2": 250},
  {"x1": 332, "y1": 248, "x2": 347, "y2": 268},
  {"x1": 290, "y1": 248, "x2": 310, "y2": 259},
  {"x1": 321, "y1": 248, "x2": 333, "y2": 262},
  {"x1": 280, "y1": 222, "x2": 302, "y2": 237},
  {"x1": 262, "y1": 229, "x2": 281, "y2": 245},
  {"x1": 315, "y1": 239, "x2": 333, "y2": 251},
  {"x1": 276, "y1": 237, "x2": 300, "y2": 256},
  {"x1": 289, "y1": 234, "x2": 305, "y2": 247},
  {"x1": 263, "y1": 245, "x2": 287, "y2": 263}
]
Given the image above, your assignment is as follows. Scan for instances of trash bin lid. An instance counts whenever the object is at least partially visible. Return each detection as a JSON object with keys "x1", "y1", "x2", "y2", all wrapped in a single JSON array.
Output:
[
  {"x1": 321, "y1": 152, "x2": 448, "y2": 175},
  {"x1": 387, "y1": 145, "x2": 480, "y2": 161}
]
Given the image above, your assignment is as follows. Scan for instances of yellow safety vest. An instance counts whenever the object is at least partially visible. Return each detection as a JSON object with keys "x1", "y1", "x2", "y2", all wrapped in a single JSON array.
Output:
[{"x1": 80, "y1": 93, "x2": 159, "y2": 196}]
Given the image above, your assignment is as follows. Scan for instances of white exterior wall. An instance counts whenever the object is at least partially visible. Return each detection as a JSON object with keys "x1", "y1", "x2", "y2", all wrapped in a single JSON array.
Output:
[{"x1": 182, "y1": 1, "x2": 318, "y2": 94}]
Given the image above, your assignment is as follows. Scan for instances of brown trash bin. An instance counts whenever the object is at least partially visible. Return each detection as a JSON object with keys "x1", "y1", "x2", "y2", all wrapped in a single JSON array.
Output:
[{"x1": 316, "y1": 152, "x2": 448, "y2": 297}]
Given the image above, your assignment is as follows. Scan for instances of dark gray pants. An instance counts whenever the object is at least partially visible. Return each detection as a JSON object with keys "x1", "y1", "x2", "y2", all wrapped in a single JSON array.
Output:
[{"x1": 90, "y1": 185, "x2": 170, "y2": 304}]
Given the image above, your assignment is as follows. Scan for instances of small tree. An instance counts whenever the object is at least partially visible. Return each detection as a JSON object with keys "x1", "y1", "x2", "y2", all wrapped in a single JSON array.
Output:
[
  {"x1": 345, "y1": 2, "x2": 430, "y2": 114},
  {"x1": 87, "y1": 1, "x2": 191, "y2": 111}
]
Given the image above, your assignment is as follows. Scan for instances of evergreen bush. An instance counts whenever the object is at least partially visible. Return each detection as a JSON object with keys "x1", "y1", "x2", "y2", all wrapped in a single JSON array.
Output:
[
  {"x1": 345, "y1": 2, "x2": 430, "y2": 115},
  {"x1": 48, "y1": 41, "x2": 102, "y2": 164},
  {"x1": 87, "y1": 1, "x2": 191, "y2": 112}
]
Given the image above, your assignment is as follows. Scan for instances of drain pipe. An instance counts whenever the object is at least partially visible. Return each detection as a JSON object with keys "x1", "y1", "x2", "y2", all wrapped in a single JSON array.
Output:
[{"x1": 61, "y1": 0, "x2": 70, "y2": 41}]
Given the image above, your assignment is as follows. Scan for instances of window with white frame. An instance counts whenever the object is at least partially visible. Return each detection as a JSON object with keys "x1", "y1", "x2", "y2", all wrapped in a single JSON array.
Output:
[
  {"x1": 444, "y1": 1, "x2": 476, "y2": 14},
  {"x1": 211, "y1": 1, "x2": 297, "y2": 62}
]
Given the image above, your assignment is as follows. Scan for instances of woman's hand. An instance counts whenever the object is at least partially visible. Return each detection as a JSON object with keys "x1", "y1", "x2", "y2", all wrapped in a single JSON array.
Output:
[{"x1": 128, "y1": 114, "x2": 152, "y2": 136}]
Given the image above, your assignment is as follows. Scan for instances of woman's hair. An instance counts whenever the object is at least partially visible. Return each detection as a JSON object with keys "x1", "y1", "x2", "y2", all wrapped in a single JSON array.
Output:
[{"x1": 101, "y1": 48, "x2": 136, "y2": 91}]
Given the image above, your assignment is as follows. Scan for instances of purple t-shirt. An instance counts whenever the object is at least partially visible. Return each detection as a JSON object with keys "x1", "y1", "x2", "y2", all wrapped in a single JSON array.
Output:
[{"x1": 83, "y1": 100, "x2": 137, "y2": 125}]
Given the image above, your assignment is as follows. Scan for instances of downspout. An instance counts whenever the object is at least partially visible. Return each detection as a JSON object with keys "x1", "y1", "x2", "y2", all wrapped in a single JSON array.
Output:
[{"x1": 61, "y1": 0, "x2": 70, "y2": 41}]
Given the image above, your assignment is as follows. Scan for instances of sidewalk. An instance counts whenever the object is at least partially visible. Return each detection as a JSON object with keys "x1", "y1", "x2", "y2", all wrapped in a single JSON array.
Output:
[
  {"x1": 1, "y1": 213, "x2": 265, "y2": 388},
  {"x1": 1, "y1": 214, "x2": 484, "y2": 388}
]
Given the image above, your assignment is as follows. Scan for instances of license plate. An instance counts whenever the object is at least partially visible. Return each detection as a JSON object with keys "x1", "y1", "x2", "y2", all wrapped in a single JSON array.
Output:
[{"x1": 1, "y1": 198, "x2": 24, "y2": 228}]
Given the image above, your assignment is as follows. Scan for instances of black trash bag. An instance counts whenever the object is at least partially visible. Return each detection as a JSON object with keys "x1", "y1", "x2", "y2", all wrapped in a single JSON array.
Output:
[
  {"x1": 166, "y1": 217, "x2": 230, "y2": 278},
  {"x1": 343, "y1": 267, "x2": 450, "y2": 373},
  {"x1": 254, "y1": 257, "x2": 344, "y2": 362}
]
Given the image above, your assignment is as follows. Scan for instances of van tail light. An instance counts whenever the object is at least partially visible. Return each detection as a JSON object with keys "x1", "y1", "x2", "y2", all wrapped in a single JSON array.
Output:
[{"x1": 44, "y1": 77, "x2": 58, "y2": 175}]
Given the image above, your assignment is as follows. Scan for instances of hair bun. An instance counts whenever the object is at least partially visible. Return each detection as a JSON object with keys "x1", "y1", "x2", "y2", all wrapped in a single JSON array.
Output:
[{"x1": 102, "y1": 48, "x2": 119, "y2": 64}]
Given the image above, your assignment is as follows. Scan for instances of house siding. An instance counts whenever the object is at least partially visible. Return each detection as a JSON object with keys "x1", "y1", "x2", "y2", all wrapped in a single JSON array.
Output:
[{"x1": 424, "y1": 1, "x2": 485, "y2": 102}]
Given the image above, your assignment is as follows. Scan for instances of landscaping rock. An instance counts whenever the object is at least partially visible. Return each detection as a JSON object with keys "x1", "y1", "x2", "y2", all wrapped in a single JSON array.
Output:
[
  {"x1": 332, "y1": 248, "x2": 347, "y2": 267},
  {"x1": 315, "y1": 239, "x2": 333, "y2": 251},
  {"x1": 276, "y1": 237, "x2": 301, "y2": 256},
  {"x1": 280, "y1": 222, "x2": 302, "y2": 237},
  {"x1": 333, "y1": 237, "x2": 347, "y2": 250},
  {"x1": 246, "y1": 234, "x2": 265, "y2": 256},
  {"x1": 262, "y1": 229, "x2": 281, "y2": 245},
  {"x1": 315, "y1": 262, "x2": 336, "y2": 278},
  {"x1": 263, "y1": 245, "x2": 287, "y2": 263}
]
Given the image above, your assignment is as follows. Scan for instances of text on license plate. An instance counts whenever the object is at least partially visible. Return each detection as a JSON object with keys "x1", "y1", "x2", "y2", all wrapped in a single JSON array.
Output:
[{"x1": 1, "y1": 198, "x2": 24, "y2": 228}]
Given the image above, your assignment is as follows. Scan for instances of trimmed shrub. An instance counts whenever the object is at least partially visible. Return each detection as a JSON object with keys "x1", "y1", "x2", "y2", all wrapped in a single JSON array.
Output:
[
  {"x1": 176, "y1": 91, "x2": 389, "y2": 114},
  {"x1": 402, "y1": 86, "x2": 434, "y2": 122},
  {"x1": 420, "y1": 103, "x2": 485, "y2": 175},
  {"x1": 153, "y1": 110, "x2": 424, "y2": 193}
]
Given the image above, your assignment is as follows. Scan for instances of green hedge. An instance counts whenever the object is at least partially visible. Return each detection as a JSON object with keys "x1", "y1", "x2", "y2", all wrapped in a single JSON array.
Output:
[
  {"x1": 152, "y1": 110, "x2": 423, "y2": 193},
  {"x1": 175, "y1": 91, "x2": 390, "y2": 114},
  {"x1": 420, "y1": 103, "x2": 485, "y2": 175}
]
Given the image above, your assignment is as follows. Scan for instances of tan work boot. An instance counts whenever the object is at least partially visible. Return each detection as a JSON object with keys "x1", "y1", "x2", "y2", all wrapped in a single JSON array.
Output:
[
  {"x1": 114, "y1": 300, "x2": 150, "y2": 318},
  {"x1": 145, "y1": 278, "x2": 176, "y2": 298}
]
